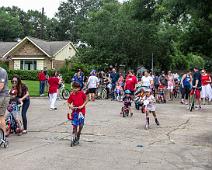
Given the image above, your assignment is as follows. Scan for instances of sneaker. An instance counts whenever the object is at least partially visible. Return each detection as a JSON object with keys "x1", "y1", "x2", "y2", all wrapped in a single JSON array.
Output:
[
  {"x1": 54, "y1": 108, "x2": 57, "y2": 110},
  {"x1": 49, "y1": 108, "x2": 54, "y2": 111},
  {"x1": 22, "y1": 130, "x2": 27, "y2": 134},
  {"x1": 145, "y1": 123, "x2": 149, "y2": 130},
  {"x1": 155, "y1": 118, "x2": 160, "y2": 126}
]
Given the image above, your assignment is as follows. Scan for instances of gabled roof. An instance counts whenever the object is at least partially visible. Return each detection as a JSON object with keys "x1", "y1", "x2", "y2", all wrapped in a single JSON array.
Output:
[
  {"x1": 0, "y1": 42, "x2": 18, "y2": 58},
  {"x1": 0, "y1": 37, "x2": 77, "y2": 59}
]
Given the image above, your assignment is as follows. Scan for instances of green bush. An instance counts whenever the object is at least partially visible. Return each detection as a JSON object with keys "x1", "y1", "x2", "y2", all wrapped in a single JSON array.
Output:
[
  {"x1": 0, "y1": 61, "x2": 9, "y2": 70},
  {"x1": 8, "y1": 70, "x2": 39, "y2": 80},
  {"x1": 59, "y1": 59, "x2": 98, "y2": 83}
]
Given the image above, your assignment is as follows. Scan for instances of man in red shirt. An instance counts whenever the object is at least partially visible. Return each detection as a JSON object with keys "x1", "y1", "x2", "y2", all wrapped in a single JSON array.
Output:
[
  {"x1": 67, "y1": 82, "x2": 88, "y2": 146},
  {"x1": 48, "y1": 71, "x2": 59, "y2": 110},
  {"x1": 38, "y1": 70, "x2": 46, "y2": 96},
  {"x1": 124, "y1": 70, "x2": 138, "y2": 95}
]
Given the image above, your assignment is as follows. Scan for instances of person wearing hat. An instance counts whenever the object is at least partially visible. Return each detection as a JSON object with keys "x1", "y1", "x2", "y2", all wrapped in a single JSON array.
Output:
[
  {"x1": 72, "y1": 69, "x2": 84, "y2": 89},
  {"x1": 67, "y1": 81, "x2": 88, "y2": 145},
  {"x1": 142, "y1": 88, "x2": 160, "y2": 129}
]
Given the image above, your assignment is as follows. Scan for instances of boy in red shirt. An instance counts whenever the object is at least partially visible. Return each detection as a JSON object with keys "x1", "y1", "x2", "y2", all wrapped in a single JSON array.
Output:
[{"x1": 67, "y1": 82, "x2": 88, "y2": 146}]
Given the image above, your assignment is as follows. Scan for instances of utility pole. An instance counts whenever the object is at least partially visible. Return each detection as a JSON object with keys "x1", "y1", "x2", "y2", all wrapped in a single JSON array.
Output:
[
  {"x1": 41, "y1": 7, "x2": 44, "y2": 39},
  {"x1": 151, "y1": 53, "x2": 154, "y2": 74}
]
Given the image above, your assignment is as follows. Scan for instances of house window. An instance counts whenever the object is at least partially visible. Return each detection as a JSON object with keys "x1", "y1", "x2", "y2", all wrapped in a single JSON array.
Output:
[{"x1": 20, "y1": 60, "x2": 37, "y2": 70}]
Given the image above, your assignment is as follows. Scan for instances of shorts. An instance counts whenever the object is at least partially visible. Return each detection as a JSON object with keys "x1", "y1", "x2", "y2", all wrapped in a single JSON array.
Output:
[
  {"x1": 0, "y1": 96, "x2": 9, "y2": 116},
  {"x1": 167, "y1": 85, "x2": 174, "y2": 91},
  {"x1": 72, "y1": 111, "x2": 85, "y2": 127},
  {"x1": 190, "y1": 88, "x2": 201, "y2": 99},
  {"x1": 88, "y1": 88, "x2": 96, "y2": 93}
]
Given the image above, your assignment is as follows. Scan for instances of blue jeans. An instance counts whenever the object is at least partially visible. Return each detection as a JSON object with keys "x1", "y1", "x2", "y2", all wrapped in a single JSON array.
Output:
[
  {"x1": 111, "y1": 83, "x2": 116, "y2": 100},
  {"x1": 22, "y1": 99, "x2": 30, "y2": 130},
  {"x1": 39, "y1": 81, "x2": 45, "y2": 95}
]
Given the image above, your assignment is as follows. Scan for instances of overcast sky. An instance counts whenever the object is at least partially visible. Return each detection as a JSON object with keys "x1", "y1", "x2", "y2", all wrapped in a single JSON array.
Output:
[{"x1": 1, "y1": 0, "x2": 124, "y2": 18}]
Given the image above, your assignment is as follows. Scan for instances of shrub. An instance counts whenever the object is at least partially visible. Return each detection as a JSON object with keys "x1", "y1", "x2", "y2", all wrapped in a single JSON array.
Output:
[
  {"x1": 59, "y1": 59, "x2": 98, "y2": 83},
  {"x1": 8, "y1": 70, "x2": 39, "y2": 80},
  {"x1": 0, "y1": 61, "x2": 9, "y2": 70}
]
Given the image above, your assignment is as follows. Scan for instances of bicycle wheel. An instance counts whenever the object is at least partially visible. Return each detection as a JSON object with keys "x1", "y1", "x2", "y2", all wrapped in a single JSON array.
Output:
[
  {"x1": 189, "y1": 94, "x2": 195, "y2": 112},
  {"x1": 62, "y1": 89, "x2": 70, "y2": 100},
  {"x1": 101, "y1": 89, "x2": 107, "y2": 100},
  {"x1": 0, "y1": 128, "x2": 5, "y2": 146}
]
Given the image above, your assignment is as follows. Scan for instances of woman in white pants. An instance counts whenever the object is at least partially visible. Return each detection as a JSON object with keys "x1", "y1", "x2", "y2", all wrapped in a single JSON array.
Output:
[
  {"x1": 201, "y1": 69, "x2": 212, "y2": 104},
  {"x1": 48, "y1": 71, "x2": 59, "y2": 110}
]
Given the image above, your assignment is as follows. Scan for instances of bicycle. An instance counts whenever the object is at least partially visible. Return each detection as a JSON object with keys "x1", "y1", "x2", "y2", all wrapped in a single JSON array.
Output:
[
  {"x1": 188, "y1": 88, "x2": 196, "y2": 112},
  {"x1": 121, "y1": 105, "x2": 129, "y2": 117},
  {"x1": 96, "y1": 84, "x2": 107, "y2": 100},
  {"x1": 68, "y1": 107, "x2": 84, "y2": 147},
  {"x1": 59, "y1": 82, "x2": 70, "y2": 100}
]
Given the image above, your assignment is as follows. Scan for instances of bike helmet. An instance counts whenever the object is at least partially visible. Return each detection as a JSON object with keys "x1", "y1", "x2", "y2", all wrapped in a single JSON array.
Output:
[{"x1": 125, "y1": 90, "x2": 131, "y2": 94}]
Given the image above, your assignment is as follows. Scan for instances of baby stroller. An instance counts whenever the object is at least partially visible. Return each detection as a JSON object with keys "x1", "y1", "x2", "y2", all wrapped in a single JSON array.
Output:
[
  {"x1": 0, "y1": 128, "x2": 9, "y2": 148},
  {"x1": 5, "y1": 103, "x2": 23, "y2": 136}
]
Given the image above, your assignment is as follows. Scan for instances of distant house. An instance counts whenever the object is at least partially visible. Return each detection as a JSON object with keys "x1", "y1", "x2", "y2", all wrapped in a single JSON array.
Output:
[{"x1": 0, "y1": 37, "x2": 77, "y2": 70}]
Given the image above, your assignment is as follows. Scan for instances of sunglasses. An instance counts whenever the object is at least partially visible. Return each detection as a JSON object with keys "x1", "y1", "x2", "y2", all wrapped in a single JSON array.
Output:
[{"x1": 11, "y1": 80, "x2": 17, "y2": 84}]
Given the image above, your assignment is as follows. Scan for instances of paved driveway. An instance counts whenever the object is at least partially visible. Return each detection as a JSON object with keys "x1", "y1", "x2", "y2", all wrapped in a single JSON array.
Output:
[{"x1": 1, "y1": 99, "x2": 212, "y2": 170}]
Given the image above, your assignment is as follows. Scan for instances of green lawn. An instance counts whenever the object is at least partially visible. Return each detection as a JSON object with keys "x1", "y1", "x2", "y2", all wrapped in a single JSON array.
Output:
[{"x1": 9, "y1": 80, "x2": 71, "y2": 97}]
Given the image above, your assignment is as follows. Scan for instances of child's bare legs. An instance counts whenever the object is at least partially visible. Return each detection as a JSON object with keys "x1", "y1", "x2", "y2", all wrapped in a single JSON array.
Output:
[
  {"x1": 151, "y1": 111, "x2": 160, "y2": 126},
  {"x1": 128, "y1": 106, "x2": 133, "y2": 116},
  {"x1": 77, "y1": 125, "x2": 83, "y2": 141},
  {"x1": 72, "y1": 126, "x2": 78, "y2": 139},
  {"x1": 15, "y1": 118, "x2": 22, "y2": 131},
  {"x1": 91, "y1": 93, "x2": 95, "y2": 101},
  {"x1": 145, "y1": 111, "x2": 150, "y2": 129}
]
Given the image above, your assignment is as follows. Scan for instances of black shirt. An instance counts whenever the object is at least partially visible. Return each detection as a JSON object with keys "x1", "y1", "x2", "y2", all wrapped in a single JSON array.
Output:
[{"x1": 192, "y1": 71, "x2": 201, "y2": 88}]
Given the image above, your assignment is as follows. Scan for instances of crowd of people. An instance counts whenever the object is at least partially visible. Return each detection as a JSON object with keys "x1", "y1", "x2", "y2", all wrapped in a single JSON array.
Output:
[{"x1": 0, "y1": 65, "x2": 212, "y2": 147}]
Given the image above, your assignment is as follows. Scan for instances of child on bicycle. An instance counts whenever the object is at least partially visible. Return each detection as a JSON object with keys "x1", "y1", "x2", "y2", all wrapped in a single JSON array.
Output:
[
  {"x1": 142, "y1": 89, "x2": 160, "y2": 129},
  {"x1": 67, "y1": 82, "x2": 88, "y2": 146},
  {"x1": 6, "y1": 88, "x2": 23, "y2": 134},
  {"x1": 121, "y1": 90, "x2": 133, "y2": 117}
]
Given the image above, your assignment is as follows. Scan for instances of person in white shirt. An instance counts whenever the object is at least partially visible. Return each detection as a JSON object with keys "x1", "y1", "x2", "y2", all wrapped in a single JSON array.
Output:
[
  {"x1": 142, "y1": 89, "x2": 160, "y2": 130},
  {"x1": 141, "y1": 71, "x2": 154, "y2": 90},
  {"x1": 87, "y1": 70, "x2": 99, "y2": 101}
]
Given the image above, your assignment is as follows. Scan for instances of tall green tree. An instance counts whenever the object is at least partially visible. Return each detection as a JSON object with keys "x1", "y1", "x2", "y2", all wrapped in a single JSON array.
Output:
[
  {"x1": 0, "y1": 10, "x2": 22, "y2": 41},
  {"x1": 56, "y1": 0, "x2": 102, "y2": 41}
]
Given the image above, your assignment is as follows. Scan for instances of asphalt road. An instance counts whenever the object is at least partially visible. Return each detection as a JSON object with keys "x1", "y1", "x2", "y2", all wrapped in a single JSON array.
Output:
[{"x1": 1, "y1": 98, "x2": 212, "y2": 170}]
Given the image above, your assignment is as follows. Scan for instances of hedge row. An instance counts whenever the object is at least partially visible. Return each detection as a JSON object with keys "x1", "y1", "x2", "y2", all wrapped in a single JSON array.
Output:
[{"x1": 8, "y1": 70, "x2": 40, "y2": 81}]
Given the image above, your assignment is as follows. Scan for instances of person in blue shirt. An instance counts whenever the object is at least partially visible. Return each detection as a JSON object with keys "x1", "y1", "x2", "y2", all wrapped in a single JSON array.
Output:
[
  {"x1": 72, "y1": 69, "x2": 84, "y2": 89},
  {"x1": 109, "y1": 68, "x2": 119, "y2": 100}
]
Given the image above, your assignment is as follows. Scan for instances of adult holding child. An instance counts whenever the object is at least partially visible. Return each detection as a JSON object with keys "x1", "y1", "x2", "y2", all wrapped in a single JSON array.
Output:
[{"x1": 11, "y1": 75, "x2": 30, "y2": 134}]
